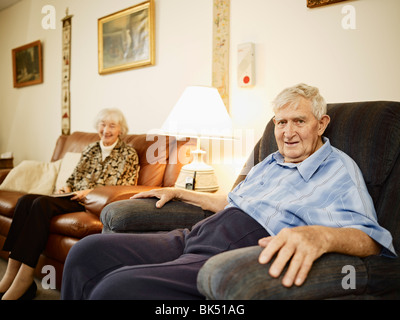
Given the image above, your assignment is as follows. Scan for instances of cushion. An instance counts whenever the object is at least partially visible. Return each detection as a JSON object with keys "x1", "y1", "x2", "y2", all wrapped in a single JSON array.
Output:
[
  {"x1": 54, "y1": 152, "x2": 81, "y2": 191},
  {"x1": 0, "y1": 160, "x2": 61, "y2": 195}
]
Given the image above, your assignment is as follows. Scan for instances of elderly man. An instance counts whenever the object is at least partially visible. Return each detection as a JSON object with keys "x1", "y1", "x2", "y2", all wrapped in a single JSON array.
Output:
[{"x1": 61, "y1": 84, "x2": 395, "y2": 300}]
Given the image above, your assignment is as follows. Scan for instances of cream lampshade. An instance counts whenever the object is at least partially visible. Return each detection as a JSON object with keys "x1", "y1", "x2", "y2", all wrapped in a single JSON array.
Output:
[{"x1": 161, "y1": 86, "x2": 233, "y2": 192}]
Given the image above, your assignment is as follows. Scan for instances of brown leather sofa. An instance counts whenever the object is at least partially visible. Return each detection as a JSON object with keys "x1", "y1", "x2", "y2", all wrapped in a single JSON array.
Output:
[{"x1": 0, "y1": 131, "x2": 194, "y2": 289}]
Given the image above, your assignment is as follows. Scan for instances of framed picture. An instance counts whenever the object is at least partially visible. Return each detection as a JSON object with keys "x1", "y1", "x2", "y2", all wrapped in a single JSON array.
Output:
[
  {"x1": 307, "y1": 0, "x2": 347, "y2": 8},
  {"x1": 98, "y1": 0, "x2": 155, "y2": 75},
  {"x1": 12, "y1": 40, "x2": 43, "y2": 88}
]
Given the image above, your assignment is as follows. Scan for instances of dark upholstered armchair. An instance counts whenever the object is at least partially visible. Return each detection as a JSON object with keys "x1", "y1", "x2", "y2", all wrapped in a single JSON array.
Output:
[{"x1": 197, "y1": 101, "x2": 400, "y2": 299}]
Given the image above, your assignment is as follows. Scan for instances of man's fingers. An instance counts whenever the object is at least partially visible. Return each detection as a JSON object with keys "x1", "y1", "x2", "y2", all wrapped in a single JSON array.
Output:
[
  {"x1": 131, "y1": 191, "x2": 154, "y2": 199},
  {"x1": 259, "y1": 227, "x2": 323, "y2": 287},
  {"x1": 280, "y1": 250, "x2": 304, "y2": 287},
  {"x1": 258, "y1": 236, "x2": 273, "y2": 247},
  {"x1": 155, "y1": 196, "x2": 169, "y2": 208},
  {"x1": 268, "y1": 242, "x2": 296, "y2": 279},
  {"x1": 258, "y1": 236, "x2": 282, "y2": 265},
  {"x1": 293, "y1": 256, "x2": 314, "y2": 286}
]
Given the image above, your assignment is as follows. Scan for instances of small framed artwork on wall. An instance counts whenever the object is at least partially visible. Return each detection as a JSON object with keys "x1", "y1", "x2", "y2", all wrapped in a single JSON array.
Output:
[
  {"x1": 98, "y1": 0, "x2": 155, "y2": 75},
  {"x1": 12, "y1": 40, "x2": 43, "y2": 88}
]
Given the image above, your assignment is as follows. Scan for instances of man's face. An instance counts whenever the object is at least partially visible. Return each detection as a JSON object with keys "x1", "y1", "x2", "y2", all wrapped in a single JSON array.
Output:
[{"x1": 273, "y1": 97, "x2": 330, "y2": 163}]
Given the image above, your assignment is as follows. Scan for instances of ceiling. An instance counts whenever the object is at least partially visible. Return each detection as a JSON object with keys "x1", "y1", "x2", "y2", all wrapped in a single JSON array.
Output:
[{"x1": 0, "y1": 0, "x2": 21, "y2": 12}]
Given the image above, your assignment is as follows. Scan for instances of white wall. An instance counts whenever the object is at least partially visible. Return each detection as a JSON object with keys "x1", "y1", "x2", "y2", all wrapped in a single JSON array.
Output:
[
  {"x1": 0, "y1": 0, "x2": 212, "y2": 164},
  {"x1": 213, "y1": 0, "x2": 400, "y2": 192},
  {"x1": 1, "y1": 0, "x2": 400, "y2": 193},
  {"x1": 229, "y1": 0, "x2": 400, "y2": 139}
]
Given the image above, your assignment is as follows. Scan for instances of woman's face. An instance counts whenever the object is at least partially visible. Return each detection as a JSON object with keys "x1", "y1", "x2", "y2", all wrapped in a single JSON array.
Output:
[{"x1": 97, "y1": 118, "x2": 121, "y2": 146}]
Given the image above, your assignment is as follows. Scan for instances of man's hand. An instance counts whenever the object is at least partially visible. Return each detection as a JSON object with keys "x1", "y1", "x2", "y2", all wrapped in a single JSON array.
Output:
[
  {"x1": 258, "y1": 225, "x2": 381, "y2": 287},
  {"x1": 131, "y1": 188, "x2": 177, "y2": 208},
  {"x1": 258, "y1": 226, "x2": 330, "y2": 287},
  {"x1": 132, "y1": 187, "x2": 228, "y2": 212}
]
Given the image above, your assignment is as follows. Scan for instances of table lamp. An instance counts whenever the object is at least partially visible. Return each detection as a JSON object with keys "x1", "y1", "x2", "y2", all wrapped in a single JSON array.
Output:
[{"x1": 161, "y1": 86, "x2": 233, "y2": 192}]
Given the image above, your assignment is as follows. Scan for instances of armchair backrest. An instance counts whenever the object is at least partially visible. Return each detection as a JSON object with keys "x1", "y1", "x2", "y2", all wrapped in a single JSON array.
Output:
[{"x1": 234, "y1": 101, "x2": 400, "y2": 252}]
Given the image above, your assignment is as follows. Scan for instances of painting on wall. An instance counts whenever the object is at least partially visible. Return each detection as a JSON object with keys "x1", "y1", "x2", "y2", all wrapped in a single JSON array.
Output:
[
  {"x1": 12, "y1": 40, "x2": 43, "y2": 88},
  {"x1": 307, "y1": 0, "x2": 348, "y2": 8},
  {"x1": 98, "y1": 0, "x2": 155, "y2": 75}
]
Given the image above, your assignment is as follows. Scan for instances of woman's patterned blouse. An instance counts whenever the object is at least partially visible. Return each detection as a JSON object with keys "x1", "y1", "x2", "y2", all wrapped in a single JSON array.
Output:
[{"x1": 66, "y1": 140, "x2": 139, "y2": 191}]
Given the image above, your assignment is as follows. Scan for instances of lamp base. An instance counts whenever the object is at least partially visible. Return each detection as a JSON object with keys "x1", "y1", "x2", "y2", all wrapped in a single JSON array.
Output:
[{"x1": 174, "y1": 150, "x2": 219, "y2": 192}]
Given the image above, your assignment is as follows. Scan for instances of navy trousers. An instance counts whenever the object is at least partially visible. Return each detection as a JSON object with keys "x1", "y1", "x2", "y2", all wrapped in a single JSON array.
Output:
[{"x1": 61, "y1": 206, "x2": 269, "y2": 300}]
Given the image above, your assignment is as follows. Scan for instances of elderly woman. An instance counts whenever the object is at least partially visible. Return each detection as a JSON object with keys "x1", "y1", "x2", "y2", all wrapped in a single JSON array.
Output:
[{"x1": 0, "y1": 108, "x2": 139, "y2": 300}]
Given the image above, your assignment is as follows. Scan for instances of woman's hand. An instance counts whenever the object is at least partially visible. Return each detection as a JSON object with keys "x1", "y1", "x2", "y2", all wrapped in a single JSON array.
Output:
[
  {"x1": 55, "y1": 186, "x2": 72, "y2": 194},
  {"x1": 71, "y1": 189, "x2": 93, "y2": 201}
]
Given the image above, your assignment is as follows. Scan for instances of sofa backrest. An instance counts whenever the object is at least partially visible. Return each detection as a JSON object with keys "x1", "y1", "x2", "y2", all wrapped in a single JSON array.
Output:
[
  {"x1": 51, "y1": 132, "x2": 195, "y2": 187},
  {"x1": 234, "y1": 101, "x2": 400, "y2": 252}
]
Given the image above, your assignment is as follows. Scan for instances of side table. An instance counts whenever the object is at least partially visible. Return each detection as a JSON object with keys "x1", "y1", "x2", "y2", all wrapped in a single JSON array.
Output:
[{"x1": 0, "y1": 158, "x2": 13, "y2": 169}]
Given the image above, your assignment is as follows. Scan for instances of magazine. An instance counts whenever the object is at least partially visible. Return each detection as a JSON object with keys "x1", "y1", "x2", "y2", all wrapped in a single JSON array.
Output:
[{"x1": 51, "y1": 192, "x2": 76, "y2": 198}]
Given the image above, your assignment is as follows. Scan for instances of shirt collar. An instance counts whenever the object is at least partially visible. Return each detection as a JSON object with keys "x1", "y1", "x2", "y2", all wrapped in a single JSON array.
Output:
[{"x1": 272, "y1": 137, "x2": 332, "y2": 182}]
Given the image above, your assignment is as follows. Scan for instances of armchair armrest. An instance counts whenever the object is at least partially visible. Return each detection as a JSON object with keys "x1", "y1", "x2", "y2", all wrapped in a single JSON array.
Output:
[
  {"x1": 0, "y1": 169, "x2": 11, "y2": 184},
  {"x1": 84, "y1": 185, "x2": 161, "y2": 217},
  {"x1": 197, "y1": 246, "x2": 400, "y2": 300}
]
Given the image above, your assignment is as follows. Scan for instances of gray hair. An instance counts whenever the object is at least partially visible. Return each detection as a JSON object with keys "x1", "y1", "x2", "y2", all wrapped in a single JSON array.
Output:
[
  {"x1": 94, "y1": 108, "x2": 129, "y2": 139},
  {"x1": 272, "y1": 83, "x2": 327, "y2": 120}
]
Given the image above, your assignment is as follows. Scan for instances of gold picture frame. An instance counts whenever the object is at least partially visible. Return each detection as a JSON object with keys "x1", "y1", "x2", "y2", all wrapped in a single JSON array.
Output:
[
  {"x1": 98, "y1": 0, "x2": 155, "y2": 75},
  {"x1": 12, "y1": 40, "x2": 43, "y2": 88},
  {"x1": 307, "y1": 0, "x2": 347, "y2": 8}
]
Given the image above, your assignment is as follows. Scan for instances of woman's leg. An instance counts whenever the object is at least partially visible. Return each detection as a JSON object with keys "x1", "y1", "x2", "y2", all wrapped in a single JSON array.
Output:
[
  {"x1": 1, "y1": 263, "x2": 35, "y2": 300},
  {"x1": 1, "y1": 194, "x2": 84, "y2": 299},
  {"x1": 3, "y1": 194, "x2": 84, "y2": 268},
  {"x1": 0, "y1": 258, "x2": 21, "y2": 293}
]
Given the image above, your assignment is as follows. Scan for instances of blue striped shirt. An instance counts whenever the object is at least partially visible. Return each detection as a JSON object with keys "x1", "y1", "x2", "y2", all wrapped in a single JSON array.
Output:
[{"x1": 227, "y1": 137, "x2": 396, "y2": 257}]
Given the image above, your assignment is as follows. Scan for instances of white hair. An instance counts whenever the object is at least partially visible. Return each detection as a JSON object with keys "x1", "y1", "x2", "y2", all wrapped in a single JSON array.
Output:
[
  {"x1": 94, "y1": 108, "x2": 129, "y2": 138},
  {"x1": 272, "y1": 83, "x2": 327, "y2": 120}
]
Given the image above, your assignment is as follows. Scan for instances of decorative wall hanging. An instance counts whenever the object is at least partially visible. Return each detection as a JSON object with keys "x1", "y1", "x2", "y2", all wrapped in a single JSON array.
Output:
[
  {"x1": 61, "y1": 8, "x2": 73, "y2": 135},
  {"x1": 12, "y1": 40, "x2": 43, "y2": 88},
  {"x1": 98, "y1": 0, "x2": 155, "y2": 75},
  {"x1": 307, "y1": 0, "x2": 347, "y2": 8},
  {"x1": 212, "y1": 0, "x2": 230, "y2": 110}
]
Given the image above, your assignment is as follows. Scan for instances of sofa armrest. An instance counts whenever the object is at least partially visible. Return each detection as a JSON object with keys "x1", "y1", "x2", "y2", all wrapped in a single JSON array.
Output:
[
  {"x1": 84, "y1": 185, "x2": 161, "y2": 217},
  {"x1": 197, "y1": 246, "x2": 397, "y2": 300},
  {"x1": 0, "y1": 169, "x2": 11, "y2": 184}
]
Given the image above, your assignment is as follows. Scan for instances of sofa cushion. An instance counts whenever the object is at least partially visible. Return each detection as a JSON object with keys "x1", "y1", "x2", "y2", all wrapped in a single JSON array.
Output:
[
  {"x1": 54, "y1": 152, "x2": 81, "y2": 191},
  {"x1": 0, "y1": 160, "x2": 61, "y2": 195}
]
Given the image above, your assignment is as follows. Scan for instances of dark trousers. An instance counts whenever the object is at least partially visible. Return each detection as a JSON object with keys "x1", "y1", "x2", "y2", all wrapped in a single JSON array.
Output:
[
  {"x1": 61, "y1": 207, "x2": 269, "y2": 300},
  {"x1": 2, "y1": 194, "x2": 84, "y2": 268}
]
